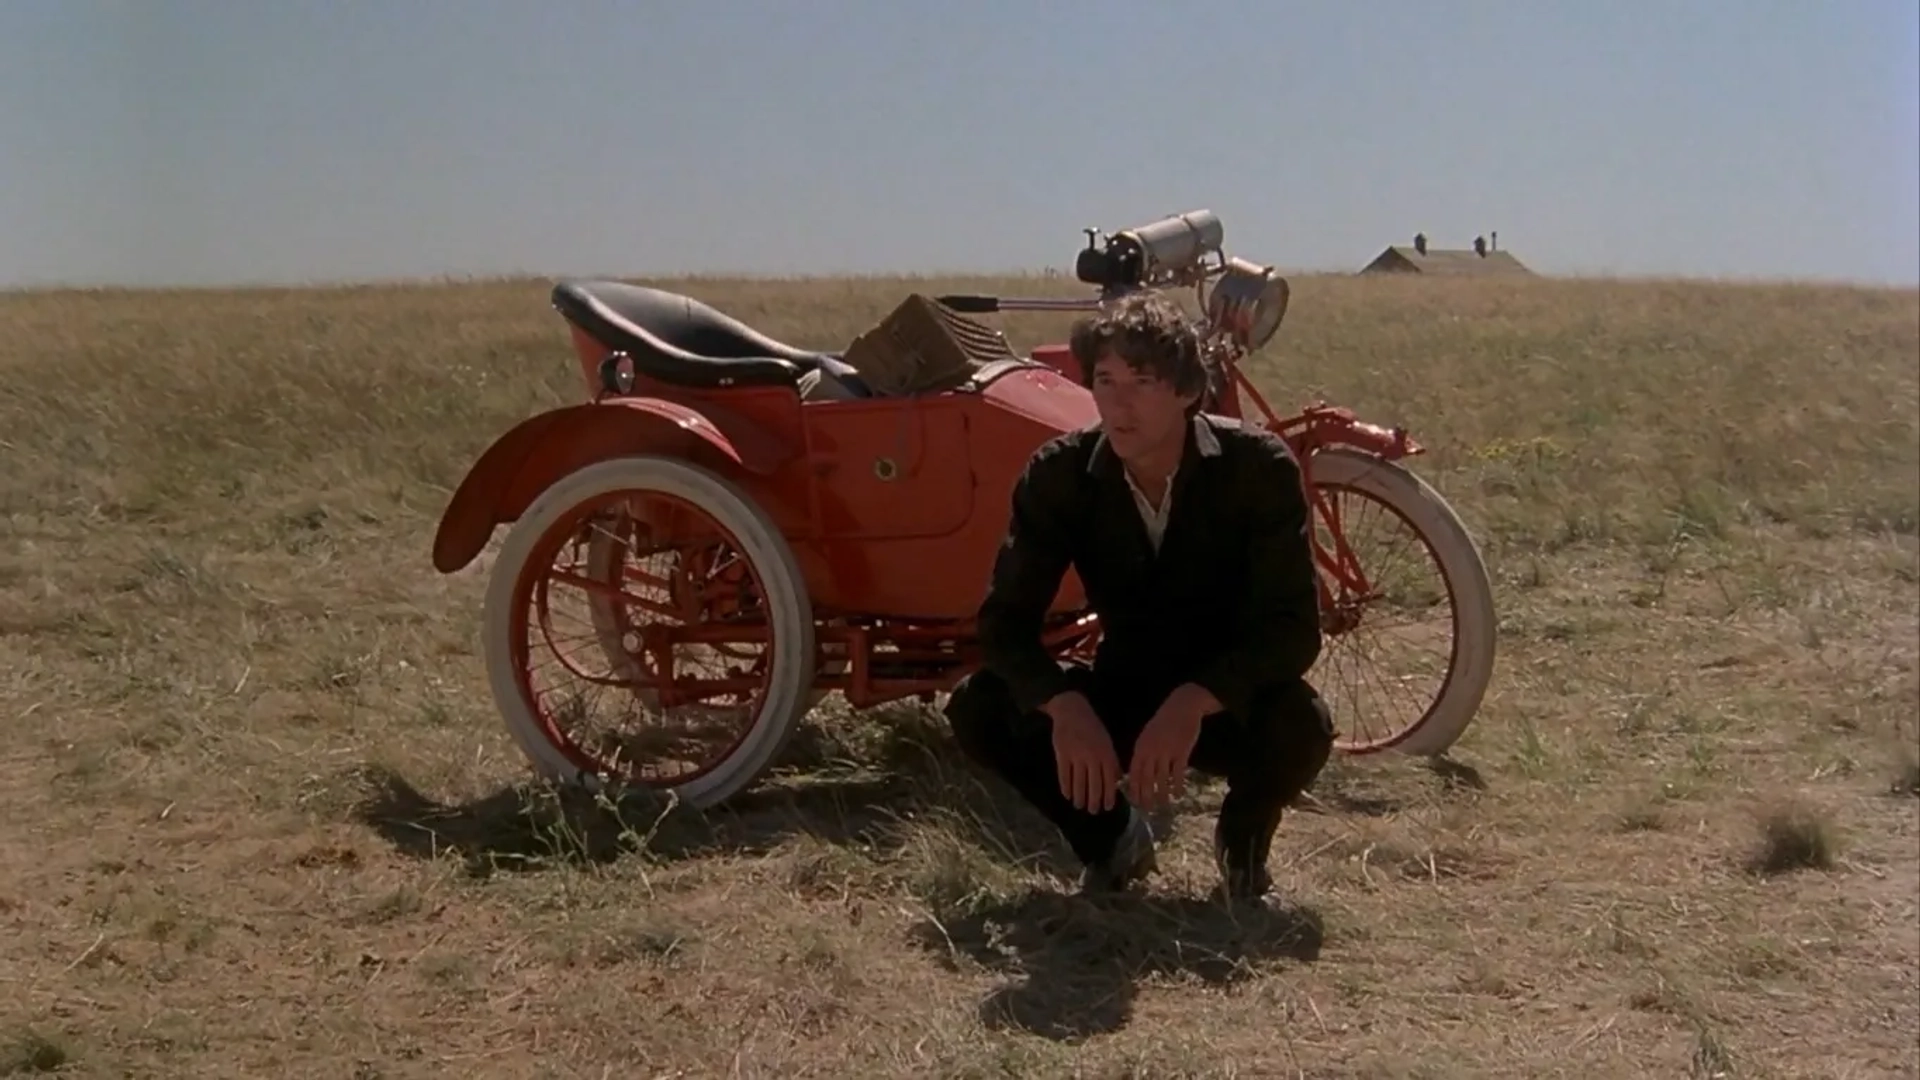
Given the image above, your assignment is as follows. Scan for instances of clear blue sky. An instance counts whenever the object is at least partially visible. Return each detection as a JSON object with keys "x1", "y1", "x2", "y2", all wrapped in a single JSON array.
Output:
[{"x1": 4, "y1": 0, "x2": 1916, "y2": 289}]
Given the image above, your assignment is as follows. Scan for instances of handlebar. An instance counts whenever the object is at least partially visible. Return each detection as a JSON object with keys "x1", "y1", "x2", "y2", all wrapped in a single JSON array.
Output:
[
  {"x1": 932, "y1": 294, "x2": 998, "y2": 314},
  {"x1": 933, "y1": 294, "x2": 1101, "y2": 315}
]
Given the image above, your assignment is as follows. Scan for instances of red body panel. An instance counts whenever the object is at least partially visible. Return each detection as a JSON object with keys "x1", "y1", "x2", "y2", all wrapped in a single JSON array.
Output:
[
  {"x1": 437, "y1": 343, "x2": 1104, "y2": 623},
  {"x1": 775, "y1": 364, "x2": 1099, "y2": 621}
]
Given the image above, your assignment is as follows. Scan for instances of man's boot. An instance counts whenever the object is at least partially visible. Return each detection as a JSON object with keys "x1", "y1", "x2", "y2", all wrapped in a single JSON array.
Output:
[{"x1": 1213, "y1": 806, "x2": 1280, "y2": 902}]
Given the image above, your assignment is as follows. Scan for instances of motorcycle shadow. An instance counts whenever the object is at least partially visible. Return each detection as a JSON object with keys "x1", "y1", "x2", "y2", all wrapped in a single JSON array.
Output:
[{"x1": 350, "y1": 711, "x2": 1078, "y2": 880}]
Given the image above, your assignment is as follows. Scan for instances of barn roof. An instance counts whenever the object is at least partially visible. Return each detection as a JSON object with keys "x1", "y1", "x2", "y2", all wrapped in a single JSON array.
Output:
[{"x1": 1361, "y1": 246, "x2": 1534, "y2": 276}]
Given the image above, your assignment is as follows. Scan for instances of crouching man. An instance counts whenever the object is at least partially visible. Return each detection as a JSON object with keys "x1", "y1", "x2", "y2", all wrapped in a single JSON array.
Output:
[{"x1": 944, "y1": 291, "x2": 1334, "y2": 902}]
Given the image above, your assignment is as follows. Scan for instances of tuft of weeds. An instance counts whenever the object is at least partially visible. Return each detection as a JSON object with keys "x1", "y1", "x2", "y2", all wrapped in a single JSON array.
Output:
[{"x1": 1746, "y1": 800, "x2": 1841, "y2": 876}]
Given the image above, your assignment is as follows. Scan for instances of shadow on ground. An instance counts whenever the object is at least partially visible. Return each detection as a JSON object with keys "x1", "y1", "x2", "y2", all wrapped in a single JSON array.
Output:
[
  {"x1": 348, "y1": 706, "x2": 1079, "y2": 879},
  {"x1": 348, "y1": 701, "x2": 1493, "y2": 883},
  {"x1": 909, "y1": 886, "x2": 1325, "y2": 1041},
  {"x1": 1299, "y1": 752, "x2": 1490, "y2": 818}
]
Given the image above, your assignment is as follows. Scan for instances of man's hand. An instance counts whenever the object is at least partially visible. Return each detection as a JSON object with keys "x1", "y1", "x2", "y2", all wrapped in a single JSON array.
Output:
[
  {"x1": 1125, "y1": 683, "x2": 1219, "y2": 810},
  {"x1": 1044, "y1": 691, "x2": 1121, "y2": 813}
]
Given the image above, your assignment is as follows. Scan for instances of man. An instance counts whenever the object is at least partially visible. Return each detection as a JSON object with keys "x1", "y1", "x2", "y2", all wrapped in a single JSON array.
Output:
[{"x1": 943, "y1": 290, "x2": 1334, "y2": 902}]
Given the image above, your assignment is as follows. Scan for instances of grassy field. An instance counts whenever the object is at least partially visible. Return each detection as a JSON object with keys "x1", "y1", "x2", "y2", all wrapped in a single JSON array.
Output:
[{"x1": 1, "y1": 270, "x2": 1915, "y2": 1078}]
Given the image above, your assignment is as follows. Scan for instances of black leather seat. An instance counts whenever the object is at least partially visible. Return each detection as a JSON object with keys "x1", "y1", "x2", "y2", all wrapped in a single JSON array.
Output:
[{"x1": 551, "y1": 280, "x2": 870, "y2": 393}]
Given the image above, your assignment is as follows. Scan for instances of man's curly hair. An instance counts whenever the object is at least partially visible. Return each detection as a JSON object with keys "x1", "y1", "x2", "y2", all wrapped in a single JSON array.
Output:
[{"x1": 1068, "y1": 290, "x2": 1216, "y2": 410}]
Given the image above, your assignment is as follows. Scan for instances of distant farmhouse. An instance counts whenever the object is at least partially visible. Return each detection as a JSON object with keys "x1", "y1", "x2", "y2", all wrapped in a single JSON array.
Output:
[{"x1": 1360, "y1": 232, "x2": 1534, "y2": 276}]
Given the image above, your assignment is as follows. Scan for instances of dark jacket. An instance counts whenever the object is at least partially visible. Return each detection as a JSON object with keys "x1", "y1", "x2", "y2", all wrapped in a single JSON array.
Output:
[{"x1": 977, "y1": 413, "x2": 1323, "y2": 720}]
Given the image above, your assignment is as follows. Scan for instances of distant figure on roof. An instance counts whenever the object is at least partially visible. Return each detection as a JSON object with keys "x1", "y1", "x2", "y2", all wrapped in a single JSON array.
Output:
[
  {"x1": 1414, "y1": 232, "x2": 1428, "y2": 256},
  {"x1": 1473, "y1": 235, "x2": 1487, "y2": 258}
]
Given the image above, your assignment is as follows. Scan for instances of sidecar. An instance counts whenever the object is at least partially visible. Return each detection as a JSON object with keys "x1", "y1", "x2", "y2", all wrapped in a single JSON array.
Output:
[{"x1": 430, "y1": 280, "x2": 1103, "y2": 807}]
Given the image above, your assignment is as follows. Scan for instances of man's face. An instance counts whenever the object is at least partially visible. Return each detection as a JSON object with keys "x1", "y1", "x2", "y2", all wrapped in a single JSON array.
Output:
[{"x1": 1089, "y1": 351, "x2": 1198, "y2": 464}]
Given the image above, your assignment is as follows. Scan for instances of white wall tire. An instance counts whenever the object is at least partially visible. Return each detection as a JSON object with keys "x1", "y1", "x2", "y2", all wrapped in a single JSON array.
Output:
[
  {"x1": 1307, "y1": 447, "x2": 1497, "y2": 757},
  {"x1": 481, "y1": 455, "x2": 817, "y2": 810}
]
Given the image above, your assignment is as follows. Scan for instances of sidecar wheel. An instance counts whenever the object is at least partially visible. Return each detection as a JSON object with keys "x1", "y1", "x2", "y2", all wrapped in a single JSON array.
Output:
[
  {"x1": 1306, "y1": 447, "x2": 1497, "y2": 757},
  {"x1": 482, "y1": 455, "x2": 816, "y2": 810}
]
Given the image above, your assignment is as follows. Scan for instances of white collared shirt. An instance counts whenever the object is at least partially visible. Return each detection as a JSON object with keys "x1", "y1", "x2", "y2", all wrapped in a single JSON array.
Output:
[
  {"x1": 1126, "y1": 471, "x2": 1174, "y2": 551},
  {"x1": 1123, "y1": 416, "x2": 1222, "y2": 553}
]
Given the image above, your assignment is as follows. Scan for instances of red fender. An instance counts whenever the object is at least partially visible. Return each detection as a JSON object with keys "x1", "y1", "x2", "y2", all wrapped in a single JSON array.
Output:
[
  {"x1": 430, "y1": 396, "x2": 798, "y2": 574},
  {"x1": 1274, "y1": 403, "x2": 1425, "y2": 461}
]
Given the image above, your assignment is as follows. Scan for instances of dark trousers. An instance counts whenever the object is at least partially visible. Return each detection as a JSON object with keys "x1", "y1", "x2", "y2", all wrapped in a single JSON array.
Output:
[{"x1": 943, "y1": 660, "x2": 1334, "y2": 872}]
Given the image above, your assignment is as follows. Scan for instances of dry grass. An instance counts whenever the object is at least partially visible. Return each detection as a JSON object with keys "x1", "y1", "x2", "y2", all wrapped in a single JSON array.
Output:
[{"x1": 1, "y1": 270, "x2": 1916, "y2": 1078}]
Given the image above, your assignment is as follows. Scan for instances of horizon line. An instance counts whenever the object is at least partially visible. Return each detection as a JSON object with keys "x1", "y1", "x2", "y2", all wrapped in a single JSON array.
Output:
[{"x1": 4, "y1": 263, "x2": 1917, "y2": 297}]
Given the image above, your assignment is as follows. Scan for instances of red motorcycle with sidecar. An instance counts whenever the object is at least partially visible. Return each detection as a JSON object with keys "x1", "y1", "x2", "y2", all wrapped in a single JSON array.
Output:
[{"x1": 430, "y1": 210, "x2": 1497, "y2": 809}]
